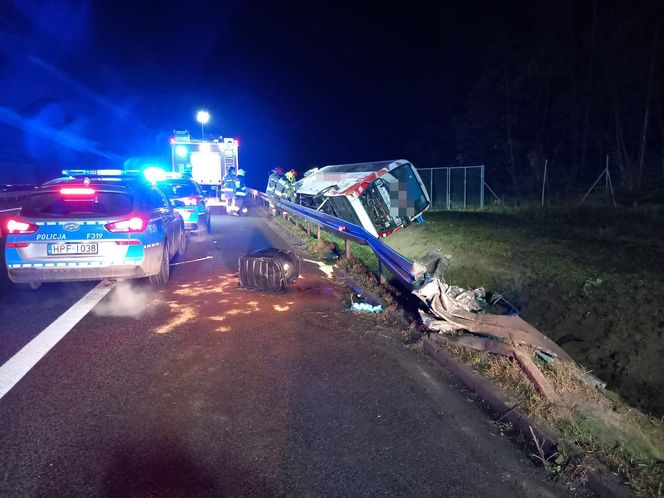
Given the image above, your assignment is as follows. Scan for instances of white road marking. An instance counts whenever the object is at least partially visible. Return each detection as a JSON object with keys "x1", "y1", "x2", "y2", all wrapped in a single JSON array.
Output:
[
  {"x1": 0, "y1": 279, "x2": 118, "y2": 401},
  {"x1": 170, "y1": 255, "x2": 213, "y2": 266},
  {"x1": 0, "y1": 207, "x2": 21, "y2": 213}
]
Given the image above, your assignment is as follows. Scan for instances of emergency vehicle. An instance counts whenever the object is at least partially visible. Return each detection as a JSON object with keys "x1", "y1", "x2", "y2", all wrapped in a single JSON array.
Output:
[
  {"x1": 293, "y1": 159, "x2": 430, "y2": 238},
  {"x1": 170, "y1": 130, "x2": 240, "y2": 212},
  {"x1": 4, "y1": 169, "x2": 186, "y2": 288}
]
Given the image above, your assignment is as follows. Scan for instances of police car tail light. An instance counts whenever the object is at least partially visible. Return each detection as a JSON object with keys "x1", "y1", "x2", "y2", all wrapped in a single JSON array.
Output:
[
  {"x1": 105, "y1": 217, "x2": 147, "y2": 233},
  {"x1": 60, "y1": 187, "x2": 96, "y2": 196},
  {"x1": 6, "y1": 219, "x2": 38, "y2": 234}
]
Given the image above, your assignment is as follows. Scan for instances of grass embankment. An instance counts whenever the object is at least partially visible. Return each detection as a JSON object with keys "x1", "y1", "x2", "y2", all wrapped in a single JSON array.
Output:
[
  {"x1": 269, "y1": 207, "x2": 664, "y2": 494},
  {"x1": 387, "y1": 206, "x2": 664, "y2": 418}
]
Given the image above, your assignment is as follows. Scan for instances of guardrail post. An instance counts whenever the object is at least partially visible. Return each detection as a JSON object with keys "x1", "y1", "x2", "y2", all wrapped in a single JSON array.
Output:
[
  {"x1": 345, "y1": 239, "x2": 351, "y2": 258},
  {"x1": 377, "y1": 259, "x2": 387, "y2": 285},
  {"x1": 317, "y1": 225, "x2": 321, "y2": 240},
  {"x1": 306, "y1": 221, "x2": 311, "y2": 236}
]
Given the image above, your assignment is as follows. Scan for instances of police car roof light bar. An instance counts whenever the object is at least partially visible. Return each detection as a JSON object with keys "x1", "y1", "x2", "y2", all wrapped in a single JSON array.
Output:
[{"x1": 62, "y1": 169, "x2": 142, "y2": 177}]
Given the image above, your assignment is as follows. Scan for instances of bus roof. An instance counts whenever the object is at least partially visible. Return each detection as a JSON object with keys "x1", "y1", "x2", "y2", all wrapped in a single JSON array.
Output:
[{"x1": 298, "y1": 159, "x2": 411, "y2": 197}]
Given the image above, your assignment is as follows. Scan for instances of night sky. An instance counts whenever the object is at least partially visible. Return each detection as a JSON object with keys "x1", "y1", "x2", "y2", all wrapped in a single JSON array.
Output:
[
  {"x1": 0, "y1": 0, "x2": 496, "y2": 186},
  {"x1": 2, "y1": 1, "x2": 661, "y2": 198}
]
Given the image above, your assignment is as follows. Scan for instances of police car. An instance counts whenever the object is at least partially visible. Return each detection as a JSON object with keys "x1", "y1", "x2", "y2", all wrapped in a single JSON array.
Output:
[
  {"x1": 155, "y1": 174, "x2": 207, "y2": 232},
  {"x1": 4, "y1": 170, "x2": 187, "y2": 288}
]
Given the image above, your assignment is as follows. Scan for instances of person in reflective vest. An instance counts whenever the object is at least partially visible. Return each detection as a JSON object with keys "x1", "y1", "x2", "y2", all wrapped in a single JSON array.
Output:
[
  {"x1": 280, "y1": 169, "x2": 297, "y2": 202},
  {"x1": 223, "y1": 169, "x2": 238, "y2": 214}
]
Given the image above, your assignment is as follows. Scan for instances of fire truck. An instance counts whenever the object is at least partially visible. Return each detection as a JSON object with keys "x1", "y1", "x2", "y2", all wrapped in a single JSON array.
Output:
[{"x1": 169, "y1": 130, "x2": 241, "y2": 214}]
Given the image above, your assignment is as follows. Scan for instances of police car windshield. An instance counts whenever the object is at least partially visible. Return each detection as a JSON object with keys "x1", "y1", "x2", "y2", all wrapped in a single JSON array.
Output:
[
  {"x1": 157, "y1": 181, "x2": 196, "y2": 198},
  {"x1": 20, "y1": 192, "x2": 133, "y2": 218}
]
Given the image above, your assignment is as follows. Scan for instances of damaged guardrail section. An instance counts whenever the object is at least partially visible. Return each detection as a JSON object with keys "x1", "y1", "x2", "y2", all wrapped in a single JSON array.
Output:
[
  {"x1": 248, "y1": 186, "x2": 605, "y2": 392},
  {"x1": 0, "y1": 187, "x2": 35, "y2": 208},
  {"x1": 247, "y1": 188, "x2": 426, "y2": 289}
]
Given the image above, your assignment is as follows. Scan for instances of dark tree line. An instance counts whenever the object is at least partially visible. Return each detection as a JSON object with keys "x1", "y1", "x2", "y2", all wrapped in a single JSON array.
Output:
[{"x1": 455, "y1": 0, "x2": 664, "y2": 203}]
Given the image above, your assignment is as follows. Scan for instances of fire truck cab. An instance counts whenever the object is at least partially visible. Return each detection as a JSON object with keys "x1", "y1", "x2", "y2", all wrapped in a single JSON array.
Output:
[{"x1": 170, "y1": 130, "x2": 239, "y2": 207}]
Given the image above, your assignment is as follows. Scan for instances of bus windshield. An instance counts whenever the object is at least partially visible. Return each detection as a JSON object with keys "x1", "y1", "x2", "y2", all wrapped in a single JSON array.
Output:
[{"x1": 359, "y1": 164, "x2": 429, "y2": 233}]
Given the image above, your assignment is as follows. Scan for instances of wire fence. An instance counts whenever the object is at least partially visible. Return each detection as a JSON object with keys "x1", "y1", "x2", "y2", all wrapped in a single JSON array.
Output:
[{"x1": 417, "y1": 165, "x2": 485, "y2": 211}]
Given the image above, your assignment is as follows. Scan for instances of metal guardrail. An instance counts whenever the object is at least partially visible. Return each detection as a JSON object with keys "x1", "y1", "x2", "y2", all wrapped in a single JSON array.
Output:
[
  {"x1": 0, "y1": 187, "x2": 36, "y2": 209},
  {"x1": 247, "y1": 188, "x2": 426, "y2": 289}
]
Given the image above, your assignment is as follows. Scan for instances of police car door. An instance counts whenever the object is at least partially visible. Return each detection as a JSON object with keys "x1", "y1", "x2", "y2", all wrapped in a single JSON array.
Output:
[{"x1": 148, "y1": 186, "x2": 177, "y2": 255}]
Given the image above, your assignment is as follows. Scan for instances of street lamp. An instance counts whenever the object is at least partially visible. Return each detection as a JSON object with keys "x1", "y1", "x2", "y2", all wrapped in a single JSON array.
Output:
[{"x1": 196, "y1": 110, "x2": 210, "y2": 139}]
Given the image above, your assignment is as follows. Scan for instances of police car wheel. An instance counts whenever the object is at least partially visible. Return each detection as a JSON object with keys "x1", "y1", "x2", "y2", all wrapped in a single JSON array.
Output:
[
  {"x1": 149, "y1": 244, "x2": 170, "y2": 285},
  {"x1": 175, "y1": 230, "x2": 187, "y2": 259}
]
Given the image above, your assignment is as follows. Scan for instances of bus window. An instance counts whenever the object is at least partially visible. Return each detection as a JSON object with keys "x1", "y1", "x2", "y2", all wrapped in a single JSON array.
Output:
[
  {"x1": 320, "y1": 196, "x2": 362, "y2": 227},
  {"x1": 388, "y1": 164, "x2": 429, "y2": 217}
]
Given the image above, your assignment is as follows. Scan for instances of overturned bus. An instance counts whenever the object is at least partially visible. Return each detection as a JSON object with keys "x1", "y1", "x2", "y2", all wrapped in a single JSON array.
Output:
[{"x1": 294, "y1": 159, "x2": 430, "y2": 238}]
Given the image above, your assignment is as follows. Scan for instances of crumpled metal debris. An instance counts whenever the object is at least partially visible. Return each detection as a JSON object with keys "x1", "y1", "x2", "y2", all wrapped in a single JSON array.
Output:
[
  {"x1": 415, "y1": 276, "x2": 485, "y2": 315},
  {"x1": 414, "y1": 276, "x2": 571, "y2": 361}
]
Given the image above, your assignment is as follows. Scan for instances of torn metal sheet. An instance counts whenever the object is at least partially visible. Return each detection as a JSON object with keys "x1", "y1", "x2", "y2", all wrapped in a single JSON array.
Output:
[
  {"x1": 513, "y1": 350, "x2": 562, "y2": 404},
  {"x1": 415, "y1": 277, "x2": 571, "y2": 361},
  {"x1": 430, "y1": 333, "x2": 515, "y2": 357}
]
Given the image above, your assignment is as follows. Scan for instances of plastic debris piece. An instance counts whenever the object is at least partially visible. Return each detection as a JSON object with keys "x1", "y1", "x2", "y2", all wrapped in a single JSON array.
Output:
[{"x1": 350, "y1": 302, "x2": 383, "y2": 313}]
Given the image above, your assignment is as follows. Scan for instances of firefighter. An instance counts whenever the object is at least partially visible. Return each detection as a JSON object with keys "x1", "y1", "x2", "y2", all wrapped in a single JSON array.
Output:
[
  {"x1": 282, "y1": 169, "x2": 298, "y2": 202},
  {"x1": 235, "y1": 169, "x2": 248, "y2": 214},
  {"x1": 223, "y1": 168, "x2": 238, "y2": 214},
  {"x1": 266, "y1": 167, "x2": 285, "y2": 209}
]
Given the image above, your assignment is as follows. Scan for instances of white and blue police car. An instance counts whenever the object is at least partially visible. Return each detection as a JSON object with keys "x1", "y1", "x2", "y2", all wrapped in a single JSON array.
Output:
[{"x1": 3, "y1": 170, "x2": 186, "y2": 288}]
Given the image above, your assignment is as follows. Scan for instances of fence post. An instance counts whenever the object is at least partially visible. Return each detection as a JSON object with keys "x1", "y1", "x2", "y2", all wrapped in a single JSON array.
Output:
[
  {"x1": 480, "y1": 165, "x2": 485, "y2": 209},
  {"x1": 446, "y1": 168, "x2": 451, "y2": 210},
  {"x1": 429, "y1": 169, "x2": 433, "y2": 203},
  {"x1": 463, "y1": 167, "x2": 467, "y2": 209},
  {"x1": 345, "y1": 239, "x2": 352, "y2": 259}
]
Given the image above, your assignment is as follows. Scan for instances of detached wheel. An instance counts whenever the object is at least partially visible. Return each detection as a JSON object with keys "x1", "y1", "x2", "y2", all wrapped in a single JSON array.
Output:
[{"x1": 149, "y1": 244, "x2": 170, "y2": 285}]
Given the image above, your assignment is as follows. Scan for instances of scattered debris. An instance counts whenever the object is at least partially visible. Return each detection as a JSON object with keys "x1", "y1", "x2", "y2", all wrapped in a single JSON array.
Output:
[
  {"x1": 350, "y1": 302, "x2": 383, "y2": 313},
  {"x1": 303, "y1": 258, "x2": 335, "y2": 278},
  {"x1": 170, "y1": 255, "x2": 214, "y2": 266}
]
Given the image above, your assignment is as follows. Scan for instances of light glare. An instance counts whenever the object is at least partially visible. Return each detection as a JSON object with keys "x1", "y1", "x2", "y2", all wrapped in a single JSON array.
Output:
[{"x1": 196, "y1": 110, "x2": 210, "y2": 124}]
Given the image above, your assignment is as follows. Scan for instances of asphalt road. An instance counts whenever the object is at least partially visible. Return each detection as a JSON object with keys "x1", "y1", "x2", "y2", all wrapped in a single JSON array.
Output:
[{"x1": 0, "y1": 214, "x2": 569, "y2": 497}]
